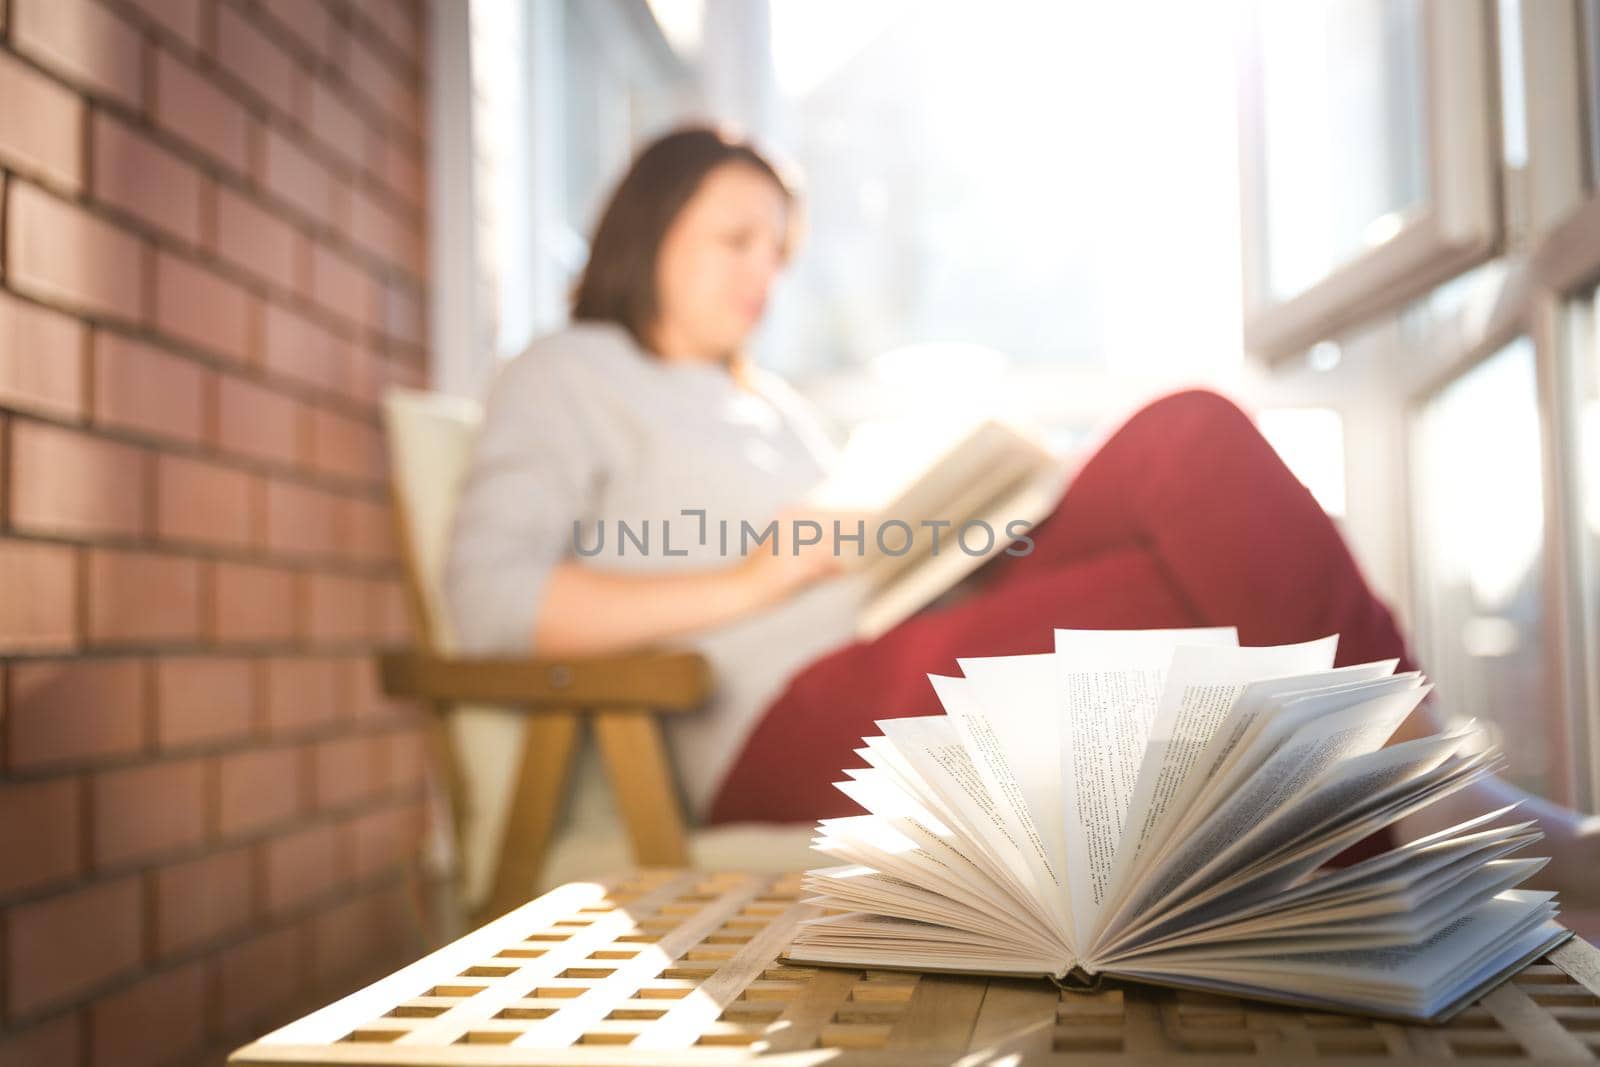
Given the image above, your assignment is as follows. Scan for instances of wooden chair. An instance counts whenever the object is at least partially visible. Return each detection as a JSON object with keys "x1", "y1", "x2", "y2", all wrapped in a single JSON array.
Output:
[{"x1": 379, "y1": 388, "x2": 714, "y2": 926}]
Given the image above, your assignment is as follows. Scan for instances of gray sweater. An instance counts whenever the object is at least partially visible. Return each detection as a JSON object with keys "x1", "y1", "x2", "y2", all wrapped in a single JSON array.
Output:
[{"x1": 445, "y1": 322, "x2": 867, "y2": 818}]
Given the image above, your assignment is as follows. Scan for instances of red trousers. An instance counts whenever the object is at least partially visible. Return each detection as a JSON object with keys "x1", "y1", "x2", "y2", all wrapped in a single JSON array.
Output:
[{"x1": 708, "y1": 389, "x2": 1420, "y2": 838}]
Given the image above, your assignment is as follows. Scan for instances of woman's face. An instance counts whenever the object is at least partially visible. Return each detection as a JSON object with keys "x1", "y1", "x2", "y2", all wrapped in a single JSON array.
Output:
[{"x1": 652, "y1": 161, "x2": 788, "y2": 362}]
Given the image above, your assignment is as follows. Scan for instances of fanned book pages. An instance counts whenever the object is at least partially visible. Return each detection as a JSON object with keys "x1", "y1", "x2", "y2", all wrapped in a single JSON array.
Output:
[{"x1": 782, "y1": 627, "x2": 1571, "y2": 1023}]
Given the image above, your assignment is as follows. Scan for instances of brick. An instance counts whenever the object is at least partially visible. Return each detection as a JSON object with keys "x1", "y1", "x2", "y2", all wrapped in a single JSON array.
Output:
[
  {"x1": 339, "y1": 497, "x2": 394, "y2": 563},
  {"x1": 153, "y1": 49, "x2": 251, "y2": 173},
  {"x1": 87, "y1": 548, "x2": 203, "y2": 644},
  {"x1": 0, "y1": 292, "x2": 86, "y2": 419},
  {"x1": 155, "y1": 454, "x2": 256, "y2": 548},
  {"x1": 263, "y1": 822, "x2": 340, "y2": 914},
  {"x1": 12, "y1": 0, "x2": 143, "y2": 107},
  {"x1": 216, "y1": 925, "x2": 301, "y2": 1034},
  {"x1": 382, "y1": 281, "x2": 425, "y2": 346},
  {"x1": 92, "y1": 332, "x2": 209, "y2": 445},
  {"x1": 216, "y1": 375, "x2": 303, "y2": 465},
  {"x1": 264, "y1": 478, "x2": 339, "y2": 557},
  {"x1": 348, "y1": 36, "x2": 410, "y2": 131},
  {"x1": 92, "y1": 112, "x2": 205, "y2": 244},
  {"x1": 348, "y1": 185, "x2": 398, "y2": 266},
  {"x1": 92, "y1": 758, "x2": 207, "y2": 867},
  {"x1": 212, "y1": 561, "x2": 297, "y2": 644},
  {"x1": 375, "y1": 578, "x2": 410, "y2": 643},
  {"x1": 0, "y1": 49, "x2": 84, "y2": 188},
  {"x1": 154, "y1": 250, "x2": 253, "y2": 362},
  {"x1": 349, "y1": 802, "x2": 419, "y2": 877},
  {"x1": 217, "y1": 745, "x2": 302, "y2": 836},
  {"x1": 387, "y1": 725, "x2": 425, "y2": 789},
  {"x1": 0, "y1": 539, "x2": 77, "y2": 651},
  {"x1": 261, "y1": 126, "x2": 333, "y2": 225},
  {"x1": 348, "y1": 654, "x2": 410, "y2": 722},
  {"x1": 308, "y1": 242, "x2": 373, "y2": 329},
  {"x1": 153, "y1": 846, "x2": 253, "y2": 956},
  {"x1": 9, "y1": 420, "x2": 147, "y2": 537},
  {"x1": 324, "y1": 10, "x2": 349, "y2": 72},
  {"x1": 401, "y1": 225, "x2": 427, "y2": 283},
  {"x1": 313, "y1": 734, "x2": 373, "y2": 810},
  {"x1": 0, "y1": 779, "x2": 81, "y2": 895},
  {"x1": 258, "y1": 0, "x2": 331, "y2": 61},
  {"x1": 309, "y1": 407, "x2": 378, "y2": 482},
  {"x1": 381, "y1": 136, "x2": 424, "y2": 209},
  {"x1": 0, "y1": 1013, "x2": 82, "y2": 1067},
  {"x1": 6, "y1": 181, "x2": 146, "y2": 322},
  {"x1": 88, "y1": 961, "x2": 206, "y2": 1067},
  {"x1": 5, "y1": 878, "x2": 142, "y2": 1015},
  {"x1": 363, "y1": 124, "x2": 385, "y2": 180},
  {"x1": 261, "y1": 302, "x2": 347, "y2": 392},
  {"x1": 309, "y1": 888, "x2": 390, "y2": 981},
  {"x1": 154, "y1": 656, "x2": 255, "y2": 749},
  {"x1": 213, "y1": 4, "x2": 297, "y2": 116},
  {"x1": 343, "y1": 340, "x2": 383, "y2": 407},
  {"x1": 264, "y1": 657, "x2": 341, "y2": 735},
  {"x1": 7, "y1": 658, "x2": 145, "y2": 769},
  {"x1": 216, "y1": 188, "x2": 306, "y2": 293},
  {"x1": 307, "y1": 80, "x2": 363, "y2": 169},
  {"x1": 378, "y1": 0, "x2": 422, "y2": 65},
  {"x1": 304, "y1": 572, "x2": 368, "y2": 642},
  {"x1": 328, "y1": 169, "x2": 353, "y2": 245},
  {"x1": 123, "y1": 0, "x2": 201, "y2": 49},
  {"x1": 358, "y1": 348, "x2": 395, "y2": 406}
]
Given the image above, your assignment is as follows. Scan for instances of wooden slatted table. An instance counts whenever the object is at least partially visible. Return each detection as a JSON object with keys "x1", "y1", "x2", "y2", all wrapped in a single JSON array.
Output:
[{"x1": 230, "y1": 869, "x2": 1600, "y2": 1065}]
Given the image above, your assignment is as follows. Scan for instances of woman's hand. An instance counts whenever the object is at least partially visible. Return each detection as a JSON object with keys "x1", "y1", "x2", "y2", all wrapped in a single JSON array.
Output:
[{"x1": 737, "y1": 504, "x2": 863, "y2": 606}]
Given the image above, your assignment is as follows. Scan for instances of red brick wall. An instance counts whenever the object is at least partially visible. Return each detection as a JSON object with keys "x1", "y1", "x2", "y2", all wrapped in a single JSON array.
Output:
[{"x1": 0, "y1": 0, "x2": 431, "y2": 1063}]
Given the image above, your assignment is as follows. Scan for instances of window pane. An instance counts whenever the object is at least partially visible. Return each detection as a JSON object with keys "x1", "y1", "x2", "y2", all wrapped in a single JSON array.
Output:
[
  {"x1": 1257, "y1": 0, "x2": 1430, "y2": 302},
  {"x1": 563, "y1": 1, "x2": 605, "y2": 238},
  {"x1": 1565, "y1": 283, "x2": 1600, "y2": 805},
  {"x1": 1258, "y1": 408, "x2": 1347, "y2": 518},
  {"x1": 765, "y1": 1, "x2": 1243, "y2": 378},
  {"x1": 1413, "y1": 337, "x2": 1552, "y2": 795}
]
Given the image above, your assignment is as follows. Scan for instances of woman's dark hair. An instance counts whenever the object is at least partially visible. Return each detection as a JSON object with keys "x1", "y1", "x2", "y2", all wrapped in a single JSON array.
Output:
[{"x1": 571, "y1": 125, "x2": 800, "y2": 359}]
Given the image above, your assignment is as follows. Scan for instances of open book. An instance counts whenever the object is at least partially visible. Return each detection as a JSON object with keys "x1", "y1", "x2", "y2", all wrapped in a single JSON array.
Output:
[
  {"x1": 783, "y1": 627, "x2": 1570, "y2": 1022},
  {"x1": 807, "y1": 419, "x2": 1068, "y2": 640}
]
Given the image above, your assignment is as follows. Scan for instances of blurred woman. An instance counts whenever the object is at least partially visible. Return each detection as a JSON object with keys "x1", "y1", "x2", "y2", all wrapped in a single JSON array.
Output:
[{"x1": 445, "y1": 126, "x2": 1598, "y2": 904}]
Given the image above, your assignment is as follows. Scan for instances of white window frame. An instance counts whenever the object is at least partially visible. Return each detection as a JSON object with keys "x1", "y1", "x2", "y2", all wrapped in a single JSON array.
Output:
[
  {"x1": 1394, "y1": 185, "x2": 1600, "y2": 812},
  {"x1": 1282, "y1": 0, "x2": 1600, "y2": 810},
  {"x1": 1504, "y1": 0, "x2": 1590, "y2": 244},
  {"x1": 426, "y1": 0, "x2": 691, "y2": 400},
  {"x1": 1237, "y1": 0, "x2": 1502, "y2": 364},
  {"x1": 428, "y1": 0, "x2": 486, "y2": 399},
  {"x1": 1403, "y1": 295, "x2": 1578, "y2": 804}
]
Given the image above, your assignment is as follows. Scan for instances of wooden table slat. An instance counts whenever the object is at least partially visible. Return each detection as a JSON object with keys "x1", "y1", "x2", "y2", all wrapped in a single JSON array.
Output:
[{"x1": 228, "y1": 869, "x2": 1600, "y2": 1065}]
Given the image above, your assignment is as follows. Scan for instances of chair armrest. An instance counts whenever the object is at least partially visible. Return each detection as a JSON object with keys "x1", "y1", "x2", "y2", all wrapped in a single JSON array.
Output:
[{"x1": 377, "y1": 649, "x2": 712, "y2": 710}]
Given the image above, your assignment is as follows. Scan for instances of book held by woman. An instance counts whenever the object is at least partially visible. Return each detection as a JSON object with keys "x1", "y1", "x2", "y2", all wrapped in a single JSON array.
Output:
[
  {"x1": 783, "y1": 627, "x2": 1570, "y2": 1022},
  {"x1": 805, "y1": 417, "x2": 1068, "y2": 639}
]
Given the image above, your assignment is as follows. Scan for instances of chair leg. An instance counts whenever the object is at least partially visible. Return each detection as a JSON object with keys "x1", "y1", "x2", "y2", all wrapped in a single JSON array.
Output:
[
  {"x1": 423, "y1": 702, "x2": 471, "y2": 867},
  {"x1": 475, "y1": 711, "x2": 581, "y2": 925},
  {"x1": 418, "y1": 707, "x2": 472, "y2": 943},
  {"x1": 594, "y1": 709, "x2": 690, "y2": 868}
]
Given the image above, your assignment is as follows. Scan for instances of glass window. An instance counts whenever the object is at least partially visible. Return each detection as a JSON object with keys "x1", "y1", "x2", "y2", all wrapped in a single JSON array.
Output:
[
  {"x1": 1563, "y1": 283, "x2": 1600, "y2": 807},
  {"x1": 1256, "y1": 0, "x2": 1429, "y2": 303},
  {"x1": 765, "y1": 1, "x2": 1246, "y2": 383},
  {"x1": 563, "y1": 0, "x2": 607, "y2": 241},
  {"x1": 1237, "y1": 0, "x2": 1499, "y2": 363},
  {"x1": 1412, "y1": 337, "x2": 1553, "y2": 796},
  {"x1": 1258, "y1": 407, "x2": 1347, "y2": 518}
]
